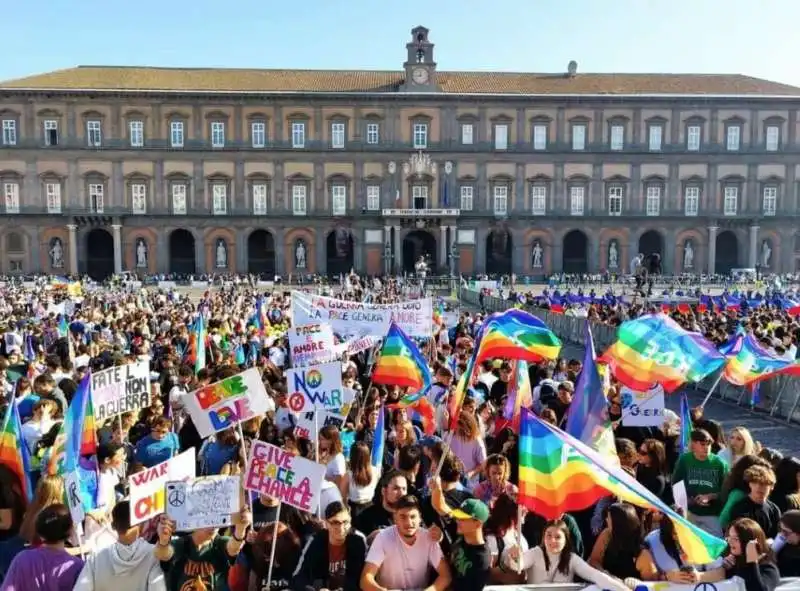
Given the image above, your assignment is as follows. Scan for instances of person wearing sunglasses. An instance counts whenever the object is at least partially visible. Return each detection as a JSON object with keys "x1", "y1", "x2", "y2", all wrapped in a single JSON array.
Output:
[{"x1": 774, "y1": 510, "x2": 800, "y2": 576}]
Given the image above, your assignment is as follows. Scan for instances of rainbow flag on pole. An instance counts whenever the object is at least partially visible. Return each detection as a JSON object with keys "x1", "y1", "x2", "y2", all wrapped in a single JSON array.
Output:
[
  {"x1": 372, "y1": 323, "x2": 432, "y2": 403},
  {"x1": 518, "y1": 408, "x2": 726, "y2": 564},
  {"x1": 0, "y1": 400, "x2": 33, "y2": 502},
  {"x1": 723, "y1": 332, "x2": 800, "y2": 386}
]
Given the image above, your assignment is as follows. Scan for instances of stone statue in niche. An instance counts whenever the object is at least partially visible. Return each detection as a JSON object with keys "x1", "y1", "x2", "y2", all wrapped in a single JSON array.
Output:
[
  {"x1": 608, "y1": 240, "x2": 619, "y2": 269},
  {"x1": 135, "y1": 238, "x2": 148, "y2": 268},
  {"x1": 295, "y1": 240, "x2": 307, "y2": 269},
  {"x1": 532, "y1": 241, "x2": 543, "y2": 268},
  {"x1": 215, "y1": 239, "x2": 227, "y2": 269},
  {"x1": 49, "y1": 238, "x2": 64, "y2": 269},
  {"x1": 761, "y1": 240, "x2": 772, "y2": 267},
  {"x1": 684, "y1": 240, "x2": 694, "y2": 269}
]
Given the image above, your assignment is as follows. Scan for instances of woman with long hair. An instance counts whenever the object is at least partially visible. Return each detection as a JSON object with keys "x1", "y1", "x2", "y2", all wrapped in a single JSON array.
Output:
[
  {"x1": 449, "y1": 411, "x2": 487, "y2": 488},
  {"x1": 248, "y1": 521, "x2": 302, "y2": 591},
  {"x1": 770, "y1": 456, "x2": 800, "y2": 513},
  {"x1": 485, "y1": 492, "x2": 526, "y2": 584},
  {"x1": 318, "y1": 425, "x2": 347, "y2": 498},
  {"x1": 704, "y1": 518, "x2": 780, "y2": 591},
  {"x1": 640, "y1": 511, "x2": 723, "y2": 581},
  {"x1": 344, "y1": 442, "x2": 380, "y2": 518},
  {"x1": 473, "y1": 454, "x2": 517, "y2": 508},
  {"x1": 588, "y1": 502, "x2": 657, "y2": 581},
  {"x1": 19, "y1": 474, "x2": 65, "y2": 544},
  {"x1": 719, "y1": 427, "x2": 757, "y2": 467},
  {"x1": 636, "y1": 438, "x2": 671, "y2": 502}
]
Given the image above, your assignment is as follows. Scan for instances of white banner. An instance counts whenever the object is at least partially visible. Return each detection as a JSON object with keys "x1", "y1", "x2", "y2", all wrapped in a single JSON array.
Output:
[
  {"x1": 621, "y1": 384, "x2": 665, "y2": 427},
  {"x1": 294, "y1": 411, "x2": 345, "y2": 440},
  {"x1": 487, "y1": 581, "x2": 743, "y2": 591},
  {"x1": 129, "y1": 448, "x2": 196, "y2": 526},
  {"x1": 91, "y1": 361, "x2": 151, "y2": 421},
  {"x1": 289, "y1": 323, "x2": 336, "y2": 367},
  {"x1": 183, "y1": 368, "x2": 271, "y2": 438},
  {"x1": 243, "y1": 441, "x2": 326, "y2": 513},
  {"x1": 285, "y1": 362, "x2": 344, "y2": 413},
  {"x1": 166, "y1": 475, "x2": 241, "y2": 531},
  {"x1": 158, "y1": 281, "x2": 176, "y2": 289},
  {"x1": 291, "y1": 291, "x2": 432, "y2": 338}
]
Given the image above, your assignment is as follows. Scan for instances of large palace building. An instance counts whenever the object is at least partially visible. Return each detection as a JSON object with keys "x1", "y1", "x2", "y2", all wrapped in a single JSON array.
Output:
[{"x1": 1, "y1": 26, "x2": 800, "y2": 279}]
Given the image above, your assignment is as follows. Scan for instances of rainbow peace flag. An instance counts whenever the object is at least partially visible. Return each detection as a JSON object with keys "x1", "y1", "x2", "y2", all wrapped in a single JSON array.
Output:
[
  {"x1": 723, "y1": 332, "x2": 800, "y2": 386},
  {"x1": 0, "y1": 400, "x2": 33, "y2": 502},
  {"x1": 372, "y1": 323, "x2": 432, "y2": 401},
  {"x1": 518, "y1": 409, "x2": 726, "y2": 564},
  {"x1": 47, "y1": 373, "x2": 97, "y2": 475},
  {"x1": 598, "y1": 314, "x2": 725, "y2": 393}
]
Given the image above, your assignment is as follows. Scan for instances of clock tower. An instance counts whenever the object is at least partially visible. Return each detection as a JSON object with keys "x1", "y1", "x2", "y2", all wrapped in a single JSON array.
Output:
[{"x1": 401, "y1": 26, "x2": 438, "y2": 92}]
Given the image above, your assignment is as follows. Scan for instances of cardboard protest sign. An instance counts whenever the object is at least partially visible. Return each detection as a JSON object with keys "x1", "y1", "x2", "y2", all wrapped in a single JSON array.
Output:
[
  {"x1": 91, "y1": 360, "x2": 150, "y2": 421},
  {"x1": 621, "y1": 384, "x2": 665, "y2": 427},
  {"x1": 183, "y1": 368, "x2": 270, "y2": 438},
  {"x1": 294, "y1": 411, "x2": 345, "y2": 440},
  {"x1": 244, "y1": 441, "x2": 325, "y2": 512},
  {"x1": 165, "y1": 475, "x2": 241, "y2": 531},
  {"x1": 285, "y1": 362, "x2": 344, "y2": 413},
  {"x1": 129, "y1": 448, "x2": 196, "y2": 525},
  {"x1": 289, "y1": 323, "x2": 335, "y2": 367}
]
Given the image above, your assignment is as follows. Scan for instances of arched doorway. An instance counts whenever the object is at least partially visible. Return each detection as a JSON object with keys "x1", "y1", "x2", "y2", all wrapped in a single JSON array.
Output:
[
  {"x1": 86, "y1": 228, "x2": 114, "y2": 280},
  {"x1": 638, "y1": 230, "x2": 664, "y2": 274},
  {"x1": 402, "y1": 230, "x2": 437, "y2": 274},
  {"x1": 716, "y1": 231, "x2": 739, "y2": 275},
  {"x1": 562, "y1": 230, "x2": 588, "y2": 273},
  {"x1": 169, "y1": 229, "x2": 196, "y2": 275},
  {"x1": 247, "y1": 230, "x2": 276, "y2": 276},
  {"x1": 326, "y1": 228, "x2": 354, "y2": 277},
  {"x1": 486, "y1": 230, "x2": 513, "y2": 276}
]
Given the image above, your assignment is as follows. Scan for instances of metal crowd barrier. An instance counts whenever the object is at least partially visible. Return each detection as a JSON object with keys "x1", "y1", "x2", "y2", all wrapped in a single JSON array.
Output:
[{"x1": 457, "y1": 287, "x2": 800, "y2": 426}]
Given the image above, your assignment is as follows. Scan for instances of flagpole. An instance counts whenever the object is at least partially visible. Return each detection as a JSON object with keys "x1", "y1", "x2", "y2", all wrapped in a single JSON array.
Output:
[
  {"x1": 699, "y1": 372, "x2": 724, "y2": 408},
  {"x1": 264, "y1": 503, "x2": 282, "y2": 591}
]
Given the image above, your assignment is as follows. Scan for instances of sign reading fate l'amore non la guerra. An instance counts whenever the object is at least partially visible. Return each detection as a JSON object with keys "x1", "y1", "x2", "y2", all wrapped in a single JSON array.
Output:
[{"x1": 92, "y1": 360, "x2": 151, "y2": 421}]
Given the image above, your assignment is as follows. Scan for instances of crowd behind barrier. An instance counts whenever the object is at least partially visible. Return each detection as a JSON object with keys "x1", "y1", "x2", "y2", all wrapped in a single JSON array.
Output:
[{"x1": 457, "y1": 287, "x2": 800, "y2": 425}]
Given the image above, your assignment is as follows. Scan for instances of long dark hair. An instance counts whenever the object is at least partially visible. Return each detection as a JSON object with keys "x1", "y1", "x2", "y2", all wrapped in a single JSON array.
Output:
[
  {"x1": 608, "y1": 503, "x2": 643, "y2": 559},
  {"x1": 541, "y1": 520, "x2": 573, "y2": 575}
]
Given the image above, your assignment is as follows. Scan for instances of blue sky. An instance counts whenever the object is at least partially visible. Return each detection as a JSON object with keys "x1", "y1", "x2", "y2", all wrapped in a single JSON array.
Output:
[{"x1": 4, "y1": 0, "x2": 800, "y2": 86}]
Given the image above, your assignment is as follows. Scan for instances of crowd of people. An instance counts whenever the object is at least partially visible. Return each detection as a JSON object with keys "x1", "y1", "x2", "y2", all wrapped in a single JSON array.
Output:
[{"x1": 0, "y1": 273, "x2": 798, "y2": 591}]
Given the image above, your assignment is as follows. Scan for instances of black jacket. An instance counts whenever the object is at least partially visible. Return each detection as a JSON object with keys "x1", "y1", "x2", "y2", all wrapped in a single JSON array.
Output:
[{"x1": 291, "y1": 529, "x2": 368, "y2": 591}]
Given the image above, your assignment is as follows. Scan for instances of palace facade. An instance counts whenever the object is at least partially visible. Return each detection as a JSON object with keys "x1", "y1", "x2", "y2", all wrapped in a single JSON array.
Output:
[{"x1": 1, "y1": 26, "x2": 800, "y2": 278}]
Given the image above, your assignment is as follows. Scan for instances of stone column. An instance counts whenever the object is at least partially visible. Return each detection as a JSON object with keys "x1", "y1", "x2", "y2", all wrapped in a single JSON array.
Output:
[
  {"x1": 707, "y1": 225, "x2": 718, "y2": 274},
  {"x1": 448, "y1": 226, "x2": 457, "y2": 276},
  {"x1": 748, "y1": 224, "x2": 759, "y2": 268},
  {"x1": 384, "y1": 226, "x2": 391, "y2": 275},
  {"x1": 439, "y1": 224, "x2": 447, "y2": 269},
  {"x1": 112, "y1": 224, "x2": 123, "y2": 274},
  {"x1": 393, "y1": 225, "x2": 402, "y2": 273},
  {"x1": 67, "y1": 224, "x2": 78, "y2": 276}
]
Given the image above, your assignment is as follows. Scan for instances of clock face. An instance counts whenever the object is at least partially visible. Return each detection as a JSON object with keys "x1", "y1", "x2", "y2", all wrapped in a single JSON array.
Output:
[{"x1": 412, "y1": 67, "x2": 429, "y2": 84}]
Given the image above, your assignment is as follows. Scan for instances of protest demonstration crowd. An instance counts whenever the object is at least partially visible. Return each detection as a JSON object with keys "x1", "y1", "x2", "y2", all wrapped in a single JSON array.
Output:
[{"x1": 1, "y1": 271, "x2": 800, "y2": 591}]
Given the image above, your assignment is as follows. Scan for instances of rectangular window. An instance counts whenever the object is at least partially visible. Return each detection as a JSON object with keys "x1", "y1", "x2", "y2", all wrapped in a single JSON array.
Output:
[
  {"x1": 765, "y1": 125, "x2": 780, "y2": 152},
  {"x1": 332, "y1": 185, "x2": 347, "y2": 215},
  {"x1": 44, "y1": 120, "x2": 59, "y2": 146},
  {"x1": 291, "y1": 122, "x2": 305, "y2": 148},
  {"x1": 89, "y1": 183, "x2": 104, "y2": 213},
  {"x1": 2, "y1": 120, "x2": 17, "y2": 146},
  {"x1": 45, "y1": 182, "x2": 61, "y2": 213},
  {"x1": 684, "y1": 186, "x2": 699, "y2": 216},
  {"x1": 494, "y1": 124, "x2": 508, "y2": 150},
  {"x1": 570, "y1": 186, "x2": 584, "y2": 215},
  {"x1": 171, "y1": 184, "x2": 187, "y2": 214},
  {"x1": 533, "y1": 125, "x2": 547, "y2": 150},
  {"x1": 687, "y1": 125, "x2": 701, "y2": 151},
  {"x1": 493, "y1": 186, "x2": 508, "y2": 215},
  {"x1": 366, "y1": 123, "x2": 380, "y2": 145},
  {"x1": 648, "y1": 125, "x2": 663, "y2": 151},
  {"x1": 129, "y1": 120, "x2": 144, "y2": 147},
  {"x1": 459, "y1": 186, "x2": 473, "y2": 211},
  {"x1": 87, "y1": 120, "x2": 102, "y2": 147},
  {"x1": 412, "y1": 185, "x2": 428, "y2": 209},
  {"x1": 251, "y1": 122, "x2": 266, "y2": 148},
  {"x1": 413, "y1": 123, "x2": 428, "y2": 149},
  {"x1": 211, "y1": 122, "x2": 225, "y2": 148},
  {"x1": 608, "y1": 185, "x2": 623, "y2": 216},
  {"x1": 170, "y1": 121, "x2": 184, "y2": 148},
  {"x1": 610, "y1": 125, "x2": 624, "y2": 150},
  {"x1": 366, "y1": 185, "x2": 380, "y2": 210},
  {"x1": 131, "y1": 183, "x2": 147, "y2": 214},
  {"x1": 461, "y1": 123, "x2": 474, "y2": 145},
  {"x1": 331, "y1": 122, "x2": 346, "y2": 149},
  {"x1": 763, "y1": 186, "x2": 777, "y2": 216},
  {"x1": 646, "y1": 186, "x2": 661, "y2": 216},
  {"x1": 212, "y1": 184, "x2": 227, "y2": 214},
  {"x1": 3, "y1": 183, "x2": 19, "y2": 214},
  {"x1": 531, "y1": 185, "x2": 546, "y2": 215},
  {"x1": 572, "y1": 124, "x2": 586, "y2": 151},
  {"x1": 726, "y1": 125, "x2": 741, "y2": 151},
  {"x1": 723, "y1": 186, "x2": 738, "y2": 215},
  {"x1": 292, "y1": 185, "x2": 307, "y2": 215},
  {"x1": 252, "y1": 183, "x2": 268, "y2": 215}
]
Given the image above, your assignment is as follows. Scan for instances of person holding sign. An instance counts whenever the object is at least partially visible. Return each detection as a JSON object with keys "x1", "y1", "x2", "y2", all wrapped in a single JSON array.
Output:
[{"x1": 154, "y1": 506, "x2": 252, "y2": 591}]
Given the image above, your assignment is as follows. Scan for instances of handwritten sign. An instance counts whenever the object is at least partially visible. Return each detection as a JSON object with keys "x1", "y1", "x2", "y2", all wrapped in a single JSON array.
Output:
[
  {"x1": 285, "y1": 362, "x2": 344, "y2": 413},
  {"x1": 64, "y1": 471, "x2": 85, "y2": 527},
  {"x1": 129, "y1": 448, "x2": 196, "y2": 526},
  {"x1": 244, "y1": 441, "x2": 325, "y2": 512},
  {"x1": 183, "y1": 368, "x2": 270, "y2": 438},
  {"x1": 294, "y1": 411, "x2": 345, "y2": 441},
  {"x1": 91, "y1": 360, "x2": 151, "y2": 421},
  {"x1": 165, "y1": 475, "x2": 241, "y2": 531},
  {"x1": 289, "y1": 323, "x2": 335, "y2": 367},
  {"x1": 621, "y1": 384, "x2": 665, "y2": 428}
]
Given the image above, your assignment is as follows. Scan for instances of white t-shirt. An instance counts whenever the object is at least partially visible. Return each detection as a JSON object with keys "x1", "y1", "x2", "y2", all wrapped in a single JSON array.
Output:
[
  {"x1": 365, "y1": 526, "x2": 443, "y2": 591},
  {"x1": 325, "y1": 453, "x2": 346, "y2": 479},
  {"x1": 315, "y1": 480, "x2": 343, "y2": 516}
]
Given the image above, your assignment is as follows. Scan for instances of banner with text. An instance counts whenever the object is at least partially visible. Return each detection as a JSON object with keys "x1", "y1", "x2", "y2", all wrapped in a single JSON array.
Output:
[
  {"x1": 621, "y1": 384, "x2": 666, "y2": 428},
  {"x1": 92, "y1": 360, "x2": 151, "y2": 421},
  {"x1": 285, "y1": 362, "x2": 344, "y2": 413},
  {"x1": 183, "y1": 368, "x2": 271, "y2": 438},
  {"x1": 129, "y1": 448, "x2": 196, "y2": 526},
  {"x1": 291, "y1": 291, "x2": 432, "y2": 338},
  {"x1": 244, "y1": 440, "x2": 325, "y2": 513},
  {"x1": 289, "y1": 323, "x2": 336, "y2": 367}
]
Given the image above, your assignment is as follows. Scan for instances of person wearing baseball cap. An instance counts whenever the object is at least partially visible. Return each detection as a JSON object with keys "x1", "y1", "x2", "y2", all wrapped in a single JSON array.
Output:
[{"x1": 429, "y1": 475, "x2": 492, "y2": 591}]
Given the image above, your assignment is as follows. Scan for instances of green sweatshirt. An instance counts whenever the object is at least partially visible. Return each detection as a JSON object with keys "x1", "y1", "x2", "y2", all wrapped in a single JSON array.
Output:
[{"x1": 672, "y1": 452, "x2": 729, "y2": 516}]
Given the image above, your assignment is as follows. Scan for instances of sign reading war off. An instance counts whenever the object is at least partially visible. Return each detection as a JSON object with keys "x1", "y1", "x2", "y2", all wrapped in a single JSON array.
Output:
[
  {"x1": 285, "y1": 362, "x2": 344, "y2": 413},
  {"x1": 289, "y1": 323, "x2": 335, "y2": 367},
  {"x1": 92, "y1": 360, "x2": 150, "y2": 421},
  {"x1": 183, "y1": 368, "x2": 270, "y2": 438},
  {"x1": 244, "y1": 440, "x2": 325, "y2": 513}
]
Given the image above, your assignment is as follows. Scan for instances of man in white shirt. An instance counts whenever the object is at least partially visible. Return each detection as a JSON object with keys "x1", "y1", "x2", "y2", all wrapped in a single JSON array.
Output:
[{"x1": 361, "y1": 495, "x2": 452, "y2": 591}]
